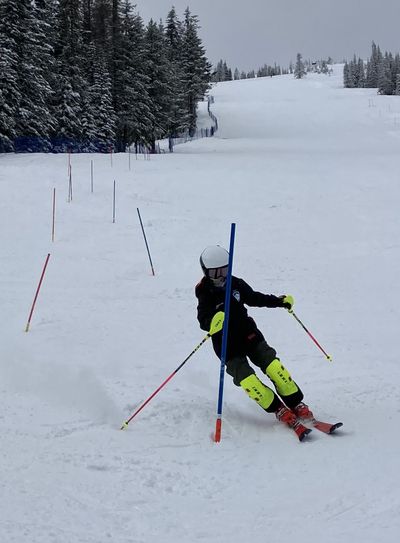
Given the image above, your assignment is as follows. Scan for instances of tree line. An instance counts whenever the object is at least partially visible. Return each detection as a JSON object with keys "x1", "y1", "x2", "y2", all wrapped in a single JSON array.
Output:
[
  {"x1": 212, "y1": 55, "x2": 333, "y2": 82},
  {"x1": 212, "y1": 59, "x2": 289, "y2": 82},
  {"x1": 344, "y1": 42, "x2": 400, "y2": 95},
  {"x1": 0, "y1": 0, "x2": 212, "y2": 153}
]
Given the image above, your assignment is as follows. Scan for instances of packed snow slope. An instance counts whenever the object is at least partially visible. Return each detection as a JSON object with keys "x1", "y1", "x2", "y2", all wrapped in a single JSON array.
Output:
[{"x1": 1, "y1": 65, "x2": 400, "y2": 543}]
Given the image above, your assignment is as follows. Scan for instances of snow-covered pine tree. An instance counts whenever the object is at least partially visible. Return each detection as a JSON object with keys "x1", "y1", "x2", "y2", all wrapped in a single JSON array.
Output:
[
  {"x1": 212, "y1": 59, "x2": 232, "y2": 82},
  {"x1": 390, "y1": 54, "x2": 400, "y2": 94},
  {"x1": 343, "y1": 61, "x2": 352, "y2": 88},
  {"x1": 114, "y1": 1, "x2": 154, "y2": 151},
  {"x1": 223, "y1": 61, "x2": 229, "y2": 80},
  {"x1": 0, "y1": 0, "x2": 21, "y2": 151},
  {"x1": 91, "y1": 0, "x2": 112, "y2": 51},
  {"x1": 234, "y1": 68, "x2": 240, "y2": 80},
  {"x1": 82, "y1": 0, "x2": 94, "y2": 41},
  {"x1": 180, "y1": 8, "x2": 212, "y2": 135},
  {"x1": 0, "y1": 0, "x2": 213, "y2": 153},
  {"x1": 144, "y1": 19, "x2": 174, "y2": 151},
  {"x1": 257, "y1": 63, "x2": 281, "y2": 77},
  {"x1": 35, "y1": 0, "x2": 59, "y2": 110},
  {"x1": 213, "y1": 60, "x2": 225, "y2": 82},
  {"x1": 395, "y1": 73, "x2": 400, "y2": 96},
  {"x1": 357, "y1": 57, "x2": 365, "y2": 87},
  {"x1": 165, "y1": 7, "x2": 190, "y2": 137},
  {"x1": 378, "y1": 52, "x2": 394, "y2": 95},
  {"x1": 14, "y1": 0, "x2": 56, "y2": 151},
  {"x1": 165, "y1": 6, "x2": 182, "y2": 54},
  {"x1": 257, "y1": 65, "x2": 266, "y2": 77},
  {"x1": 54, "y1": 0, "x2": 88, "y2": 150},
  {"x1": 365, "y1": 41, "x2": 382, "y2": 88},
  {"x1": 80, "y1": 45, "x2": 97, "y2": 151},
  {"x1": 349, "y1": 55, "x2": 361, "y2": 87},
  {"x1": 294, "y1": 53, "x2": 306, "y2": 79},
  {"x1": 82, "y1": 51, "x2": 116, "y2": 151},
  {"x1": 320, "y1": 60, "x2": 329, "y2": 74}
]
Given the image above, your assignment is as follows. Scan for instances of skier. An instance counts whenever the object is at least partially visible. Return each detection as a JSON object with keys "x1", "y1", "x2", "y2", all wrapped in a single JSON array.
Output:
[{"x1": 195, "y1": 245, "x2": 315, "y2": 440}]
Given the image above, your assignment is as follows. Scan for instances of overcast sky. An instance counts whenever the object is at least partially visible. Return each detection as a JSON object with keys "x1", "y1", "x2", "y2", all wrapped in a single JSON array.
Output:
[{"x1": 132, "y1": 0, "x2": 400, "y2": 71}]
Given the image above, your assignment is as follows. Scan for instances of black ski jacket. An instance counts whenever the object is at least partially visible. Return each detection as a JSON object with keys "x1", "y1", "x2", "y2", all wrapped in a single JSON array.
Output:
[{"x1": 195, "y1": 276, "x2": 284, "y2": 359}]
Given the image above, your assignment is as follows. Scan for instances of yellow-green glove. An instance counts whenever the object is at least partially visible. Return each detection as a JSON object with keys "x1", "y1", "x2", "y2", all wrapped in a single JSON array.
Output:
[
  {"x1": 209, "y1": 311, "x2": 224, "y2": 335},
  {"x1": 280, "y1": 295, "x2": 294, "y2": 311}
]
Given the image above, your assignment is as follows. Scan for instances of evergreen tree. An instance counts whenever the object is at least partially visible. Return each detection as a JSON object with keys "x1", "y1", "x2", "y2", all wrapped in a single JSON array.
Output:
[
  {"x1": 357, "y1": 57, "x2": 365, "y2": 87},
  {"x1": 320, "y1": 60, "x2": 329, "y2": 74},
  {"x1": 257, "y1": 63, "x2": 281, "y2": 77},
  {"x1": 82, "y1": 51, "x2": 116, "y2": 151},
  {"x1": 343, "y1": 61, "x2": 352, "y2": 88},
  {"x1": 165, "y1": 6, "x2": 182, "y2": 56},
  {"x1": 82, "y1": 0, "x2": 94, "y2": 41},
  {"x1": 378, "y1": 52, "x2": 394, "y2": 95},
  {"x1": 294, "y1": 53, "x2": 306, "y2": 79},
  {"x1": 366, "y1": 41, "x2": 381, "y2": 88},
  {"x1": 0, "y1": 0, "x2": 214, "y2": 154},
  {"x1": 0, "y1": 0, "x2": 21, "y2": 151},
  {"x1": 212, "y1": 59, "x2": 232, "y2": 82},
  {"x1": 0, "y1": 0, "x2": 56, "y2": 151},
  {"x1": 234, "y1": 68, "x2": 240, "y2": 80},
  {"x1": 395, "y1": 73, "x2": 400, "y2": 96},
  {"x1": 213, "y1": 60, "x2": 226, "y2": 82},
  {"x1": 390, "y1": 53, "x2": 400, "y2": 93},
  {"x1": 15, "y1": 0, "x2": 56, "y2": 151},
  {"x1": 349, "y1": 55, "x2": 360, "y2": 87},
  {"x1": 36, "y1": 0, "x2": 59, "y2": 107},
  {"x1": 145, "y1": 19, "x2": 173, "y2": 150},
  {"x1": 92, "y1": 0, "x2": 112, "y2": 51},
  {"x1": 180, "y1": 8, "x2": 211, "y2": 135},
  {"x1": 165, "y1": 7, "x2": 189, "y2": 136},
  {"x1": 54, "y1": 0, "x2": 88, "y2": 149},
  {"x1": 115, "y1": 1, "x2": 154, "y2": 150}
]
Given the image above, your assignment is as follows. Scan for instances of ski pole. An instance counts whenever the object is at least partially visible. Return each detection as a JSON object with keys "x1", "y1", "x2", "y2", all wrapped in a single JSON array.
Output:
[
  {"x1": 288, "y1": 309, "x2": 332, "y2": 361},
  {"x1": 120, "y1": 315, "x2": 224, "y2": 430}
]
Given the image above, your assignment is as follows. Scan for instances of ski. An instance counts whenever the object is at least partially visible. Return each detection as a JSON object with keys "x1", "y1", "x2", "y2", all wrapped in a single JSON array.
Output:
[
  {"x1": 292, "y1": 421, "x2": 312, "y2": 442},
  {"x1": 293, "y1": 405, "x2": 343, "y2": 435},
  {"x1": 311, "y1": 420, "x2": 343, "y2": 434}
]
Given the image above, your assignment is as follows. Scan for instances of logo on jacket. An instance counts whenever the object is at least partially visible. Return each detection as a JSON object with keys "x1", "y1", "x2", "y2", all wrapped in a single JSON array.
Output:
[{"x1": 232, "y1": 290, "x2": 240, "y2": 301}]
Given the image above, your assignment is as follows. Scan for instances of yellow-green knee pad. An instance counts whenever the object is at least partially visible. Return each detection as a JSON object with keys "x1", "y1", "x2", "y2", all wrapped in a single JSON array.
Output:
[
  {"x1": 239, "y1": 374, "x2": 275, "y2": 410},
  {"x1": 266, "y1": 359, "x2": 299, "y2": 396}
]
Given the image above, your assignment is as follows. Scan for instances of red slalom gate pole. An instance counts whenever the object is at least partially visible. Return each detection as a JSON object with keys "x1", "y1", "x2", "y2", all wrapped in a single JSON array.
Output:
[{"x1": 25, "y1": 253, "x2": 51, "y2": 332}]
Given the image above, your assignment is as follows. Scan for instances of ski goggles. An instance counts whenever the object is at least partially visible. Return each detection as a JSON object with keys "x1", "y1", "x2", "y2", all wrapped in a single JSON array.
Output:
[{"x1": 208, "y1": 265, "x2": 228, "y2": 280}]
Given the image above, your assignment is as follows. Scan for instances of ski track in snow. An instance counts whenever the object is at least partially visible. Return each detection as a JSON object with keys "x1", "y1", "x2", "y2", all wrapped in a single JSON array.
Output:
[{"x1": 1, "y1": 65, "x2": 400, "y2": 542}]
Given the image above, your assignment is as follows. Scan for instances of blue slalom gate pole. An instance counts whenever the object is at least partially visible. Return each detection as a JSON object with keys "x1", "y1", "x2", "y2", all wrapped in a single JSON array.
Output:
[
  {"x1": 214, "y1": 223, "x2": 236, "y2": 442},
  {"x1": 137, "y1": 207, "x2": 155, "y2": 276}
]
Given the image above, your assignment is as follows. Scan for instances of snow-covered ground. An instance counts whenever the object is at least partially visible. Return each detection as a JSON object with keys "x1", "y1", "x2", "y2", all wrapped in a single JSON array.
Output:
[{"x1": 1, "y1": 65, "x2": 400, "y2": 542}]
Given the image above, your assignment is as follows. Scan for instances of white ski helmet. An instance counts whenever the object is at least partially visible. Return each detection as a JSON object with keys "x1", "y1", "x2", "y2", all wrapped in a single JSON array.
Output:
[{"x1": 200, "y1": 246, "x2": 229, "y2": 286}]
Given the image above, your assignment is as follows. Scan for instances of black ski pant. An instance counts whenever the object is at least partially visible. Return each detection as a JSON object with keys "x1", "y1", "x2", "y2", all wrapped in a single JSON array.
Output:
[{"x1": 225, "y1": 340, "x2": 304, "y2": 412}]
